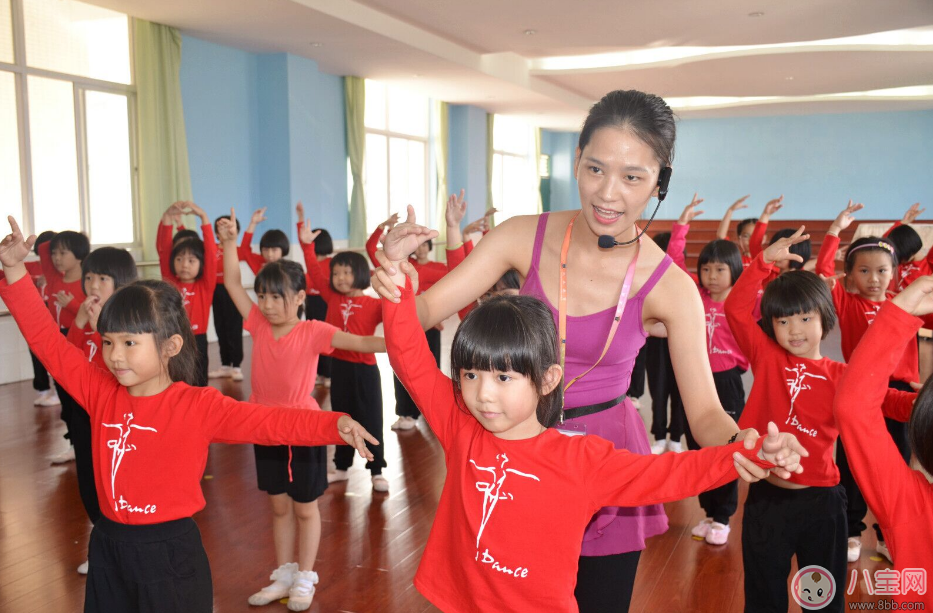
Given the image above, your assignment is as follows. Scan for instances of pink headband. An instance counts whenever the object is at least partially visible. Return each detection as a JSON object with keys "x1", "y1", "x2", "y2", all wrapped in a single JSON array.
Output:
[{"x1": 846, "y1": 241, "x2": 895, "y2": 258}]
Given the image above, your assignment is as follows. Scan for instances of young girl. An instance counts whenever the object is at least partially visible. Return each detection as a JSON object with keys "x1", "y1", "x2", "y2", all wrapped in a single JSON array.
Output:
[
  {"x1": 39, "y1": 228, "x2": 90, "y2": 463},
  {"x1": 218, "y1": 212, "x2": 384, "y2": 610},
  {"x1": 239, "y1": 206, "x2": 290, "y2": 274},
  {"x1": 0, "y1": 216, "x2": 377, "y2": 613},
  {"x1": 725, "y1": 228, "x2": 916, "y2": 613},
  {"x1": 669, "y1": 199, "x2": 755, "y2": 545},
  {"x1": 298, "y1": 220, "x2": 389, "y2": 492},
  {"x1": 67, "y1": 246, "x2": 139, "y2": 573},
  {"x1": 834, "y1": 276, "x2": 933, "y2": 609},
  {"x1": 816, "y1": 200, "x2": 917, "y2": 563},
  {"x1": 883, "y1": 202, "x2": 930, "y2": 292},
  {"x1": 377, "y1": 212, "x2": 804, "y2": 613},
  {"x1": 296, "y1": 202, "x2": 335, "y2": 387},
  {"x1": 157, "y1": 201, "x2": 216, "y2": 386},
  {"x1": 209, "y1": 213, "x2": 245, "y2": 382}
]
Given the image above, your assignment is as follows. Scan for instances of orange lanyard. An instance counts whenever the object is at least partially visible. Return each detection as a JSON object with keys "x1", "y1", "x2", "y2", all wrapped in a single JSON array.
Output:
[{"x1": 558, "y1": 213, "x2": 639, "y2": 420}]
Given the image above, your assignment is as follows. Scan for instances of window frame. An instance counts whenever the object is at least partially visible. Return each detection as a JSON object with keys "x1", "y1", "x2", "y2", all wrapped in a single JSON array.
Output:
[
  {"x1": 492, "y1": 115, "x2": 537, "y2": 222},
  {"x1": 1, "y1": 0, "x2": 139, "y2": 246}
]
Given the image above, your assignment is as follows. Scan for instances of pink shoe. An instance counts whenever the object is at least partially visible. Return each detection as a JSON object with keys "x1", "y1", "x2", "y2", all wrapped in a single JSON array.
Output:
[
  {"x1": 705, "y1": 522, "x2": 731, "y2": 545},
  {"x1": 691, "y1": 518, "x2": 714, "y2": 539}
]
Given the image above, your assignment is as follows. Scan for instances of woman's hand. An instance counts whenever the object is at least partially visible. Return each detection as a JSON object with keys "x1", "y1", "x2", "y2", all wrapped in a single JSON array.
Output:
[
  {"x1": 759, "y1": 196, "x2": 784, "y2": 223},
  {"x1": 216, "y1": 208, "x2": 239, "y2": 245},
  {"x1": 828, "y1": 200, "x2": 864, "y2": 236},
  {"x1": 445, "y1": 189, "x2": 467, "y2": 228},
  {"x1": 901, "y1": 202, "x2": 925, "y2": 225},
  {"x1": 677, "y1": 193, "x2": 705, "y2": 225},
  {"x1": 337, "y1": 415, "x2": 380, "y2": 461},
  {"x1": 381, "y1": 205, "x2": 438, "y2": 263},
  {"x1": 0, "y1": 216, "x2": 36, "y2": 269},
  {"x1": 892, "y1": 275, "x2": 933, "y2": 317},
  {"x1": 754, "y1": 422, "x2": 807, "y2": 477},
  {"x1": 762, "y1": 226, "x2": 809, "y2": 265}
]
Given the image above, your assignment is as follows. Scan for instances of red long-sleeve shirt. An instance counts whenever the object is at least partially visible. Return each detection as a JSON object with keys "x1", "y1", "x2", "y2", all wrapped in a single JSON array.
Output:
[
  {"x1": 157, "y1": 223, "x2": 218, "y2": 335},
  {"x1": 748, "y1": 221, "x2": 768, "y2": 259},
  {"x1": 834, "y1": 301, "x2": 931, "y2": 608},
  {"x1": 446, "y1": 240, "x2": 476, "y2": 320},
  {"x1": 237, "y1": 231, "x2": 266, "y2": 275},
  {"x1": 725, "y1": 255, "x2": 915, "y2": 487},
  {"x1": 38, "y1": 241, "x2": 85, "y2": 329},
  {"x1": 816, "y1": 233, "x2": 919, "y2": 384},
  {"x1": 883, "y1": 220, "x2": 933, "y2": 292},
  {"x1": 0, "y1": 275, "x2": 348, "y2": 524},
  {"x1": 66, "y1": 323, "x2": 106, "y2": 370},
  {"x1": 302, "y1": 241, "x2": 382, "y2": 365},
  {"x1": 383, "y1": 283, "x2": 771, "y2": 613}
]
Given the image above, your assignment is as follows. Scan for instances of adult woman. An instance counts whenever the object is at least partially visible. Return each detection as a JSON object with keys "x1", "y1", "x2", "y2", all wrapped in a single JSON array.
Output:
[{"x1": 373, "y1": 90, "x2": 805, "y2": 612}]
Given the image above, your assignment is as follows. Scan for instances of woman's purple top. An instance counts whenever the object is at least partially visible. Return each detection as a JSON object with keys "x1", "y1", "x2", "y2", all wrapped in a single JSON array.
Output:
[{"x1": 520, "y1": 212, "x2": 672, "y2": 556}]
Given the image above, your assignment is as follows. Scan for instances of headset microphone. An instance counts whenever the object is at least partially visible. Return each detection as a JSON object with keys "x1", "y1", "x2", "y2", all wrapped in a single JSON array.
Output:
[{"x1": 598, "y1": 166, "x2": 673, "y2": 248}]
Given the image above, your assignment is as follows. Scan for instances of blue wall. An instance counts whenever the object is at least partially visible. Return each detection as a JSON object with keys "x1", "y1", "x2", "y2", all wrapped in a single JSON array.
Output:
[
  {"x1": 448, "y1": 104, "x2": 489, "y2": 222},
  {"x1": 542, "y1": 111, "x2": 933, "y2": 220},
  {"x1": 180, "y1": 36, "x2": 348, "y2": 243}
]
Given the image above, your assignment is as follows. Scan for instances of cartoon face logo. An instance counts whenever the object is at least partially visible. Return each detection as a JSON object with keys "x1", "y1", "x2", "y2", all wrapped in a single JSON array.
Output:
[{"x1": 792, "y1": 565, "x2": 836, "y2": 609}]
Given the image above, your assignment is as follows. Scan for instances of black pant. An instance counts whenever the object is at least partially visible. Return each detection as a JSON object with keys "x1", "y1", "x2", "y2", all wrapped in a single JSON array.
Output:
[
  {"x1": 394, "y1": 328, "x2": 441, "y2": 419},
  {"x1": 55, "y1": 327, "x2": 73, "y2": 441},
  {"x1": 71, "y1": 407, "x2": 101, "y2": 524},
  {"x1": 30, "y1": 349, "x2": 50, "y2": 391},
  {"x1": 85, "y1": 517, "x2": 212, "y2": 613},
  {"x1": 332, "y1": 359, "x2": 385, "y2": 474},
  {"x1": 837, "y1": 379, "x2": 912, "y2": 541},
  {"x1": 626, "y1": 344, "x2": 647, "y2": 399},
  {"x1": 742, "y1": 481, "x2": 847, "y2": 613},
  {"x1": 574, "y1": 551, "x2": 642, "y2": 613},
  {"x1": 211, "y1": 285, "x2": 242, "y2": 368},
  {"x1": 685, "y1": 367, "x2": 746, "y2": 525},
  {"x1": 193, "y1": 334, "x2": 208, "y2": 387},
  {"x1": 305, "y1": 294, "x2": 331, "y2": 378},
  {"x1": 645, "y1": 337, "x2": 684, "y2": 441}
]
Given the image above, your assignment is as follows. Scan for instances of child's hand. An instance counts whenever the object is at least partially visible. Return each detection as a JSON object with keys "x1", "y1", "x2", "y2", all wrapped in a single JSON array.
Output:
[
  {"x1": 728, "y1": 195, "x2": 750, "y2": 213},
  {"x1": 755, "y1": 421, "x2": 808, "y2": 478},
  {"x1": 85, "y1": 296, "x2": 102, "y2": 332},
  {"x1": 217, "y1": 208, "x2": 239, "y2": 244},
  {"x1": 381, "y1": 205, "x2": 438, "y2": 262},
  {"x1": 677, "y1": 193, "x2": 705, "y2": 225},
  {"x1": 0, "y1": 216, "x2": 36, "y2": 268},
  {"x1": 759, "y1": 195, "x2": 784, "y2": 222},
  {"x1": 445, "y1": 189, "x2": 467, "y2": 227},
  {"x1": 162, "y1": 201, "x2": 185, "y2": 225},
  {"x1": 250, "y1": 207, "x2": 267, "y2": 227},
  {"x1": 819, "y1": 272, "x2": 845, "y2": 292},
  {"x1": 185, "y1": 202, "x2": 208, "y2": 224},
  {"x1": 828, "y1": 200, "x2": 863, "y2": 236},
  {"x1": 296, "y1": 201, "x2": 305, "y2": 221},
  {"x1": 298, "y1": 218, "x2": 321, "y2": 245},
  {"x1": 35, "y1": 275, "x2": 46, "y2": 290},
  {"x1": 892, "y1": 275, "x2": 933, "y2": 317},
  {"x1": 762, "y1": 225, "x2": 809, "y2": 265},
  {"x1": 54, "y1": 291, "x2": 74, "y2": 308},
  {"x1": 383, "y1": 212, "x2": 400, "y2": 232},
  {"x1": 901, "y1": 202, "x2": 925, "y2": 225},
  {"x1": 337, "y1": 415, "x2": 379, "y2": 461}
]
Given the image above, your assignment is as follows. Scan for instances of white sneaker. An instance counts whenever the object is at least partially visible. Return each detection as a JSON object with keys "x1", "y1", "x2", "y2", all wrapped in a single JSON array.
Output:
[
  {"x1": 372, "y1": 475, "x2": 389, "y2": 492},
  {"x1": 390, "y1": 417, "x2": 406, "y2": 431},
  {"x1": 36, "y1": 389, "x2": 61, "y2": 407},
  {"x1": 877, "y1": 541, "x2": 893, "y2": 564},
  {"x1": 230, "y1": 367, "x2": 244, "y2": 382},
  {"x1": 667, "y1": 440, "x2": 683, "y2": 453},
  {"x1": 208, "y1": 366, "x2": 232, "y2": 379},
  {"x1": 327, "y1": 469, "x2": 348, "y2": 483},
  {"x1": 248, "y1": 562, "x2": 298, "y2": 606},
  {"x1": 51, "y1": 447, "x2": 76, "y2": 464},
  {"x1": 77, "y1": 560, "x2": 88, "y2": 575},
  {"x1": 286, "y1": 570, "x2": 319, "y2": 611},
  {"x1": 650, "y1": 439, "x2": 668, "y2": 455},
  {"x1": 847, "y1": 537, "x2": 861, "y2": 563}
]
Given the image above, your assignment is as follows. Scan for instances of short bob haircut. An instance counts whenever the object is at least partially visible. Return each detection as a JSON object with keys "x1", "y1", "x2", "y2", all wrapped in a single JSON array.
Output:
[
  {"x1": 81, "y1": 247, "x2": 139, "y2": 295},
  {"x1": 50, "y1": 230, "x2": 91, "y2": 261},
  {"x1": 769, "y1": 228, "x2": 811, "y2": 270},
  {"x1": 736, "y1": 218, "x2": 758, "y2": 237},
  {"x1": 98, "y1": 280, "x2": 200, "y2": 386},
  {"x1": 170, "y1": 237, "x2": 205, "y2": 280},
  {"x1": 172, "y1": 229, "x2": 199, "y2": 245},
  {"x1": 496, "y1": 269, "x2": 521, "y2": 292},
  {"x1": 844, "y1": 236, "x2": 898, "y2": 274},
  {"x1": 254, "y1": 260, "x2": 307, "y2": 319},
  {"x1": 697, "y1": 239, "x2": 743, "y2": 289},
  {"x1": 312, "y1": 229, "x2": 334, "y2": 257},
  {"x1": 450, "y1": 294, "x2": 562, "y2": 428},
  {"x1": 760, "y1": 271, "x2": 837, "y2": 341},
  {"x1": 330, "y1": 251, "x2": 371, "y2": 292},
  {"x1": 214, "y1": 215, "x2": 240, "y2": 236},
  {"x1": 652, "y1": 231, "x2": 672, "y2": 252},
  {"x1": 887, "y1": 224, "x2": 923, "y2": 263},
  {"x1": 908, "y1": 377, "x2": 933, "y2": 476},
  {"x1": 33, "y1": 230, "x2": 56, "y2": 255},
  {"x1": 260, "y1": 229, "x2": 290, "y2": 257}
]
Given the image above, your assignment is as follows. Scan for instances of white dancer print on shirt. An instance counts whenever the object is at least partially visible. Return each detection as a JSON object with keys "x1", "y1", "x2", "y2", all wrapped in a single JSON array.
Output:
[
  {"x1": 706, "y1": 307, "x2": 732, "y2": 355},
  {"x1": 86, "y1": 336, "x2": 98, "y2": 363},
  {"x1": 470, "y1": 453, "x2": 540, "y2": 551},
  {"x1": 340, "y1": 300, "x2": 363, "y2": 331},
  {"x1": 102, "y1": 413, "x2": 157, "y2": 511},
  {"x1": 899, "y1": 263, "x2": 919, "y2": 292},
  {"x1": 865, "y1": 304, "x2": 882, "y2": 325},
  {"x1": 784, "y1": 364, "x2": 827, "y2": 428}
]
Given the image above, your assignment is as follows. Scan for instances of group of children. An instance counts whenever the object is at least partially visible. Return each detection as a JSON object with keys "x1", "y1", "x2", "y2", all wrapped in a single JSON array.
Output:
[{"x1": 4, "y1": 190, "x2": 933, "y2": 612}]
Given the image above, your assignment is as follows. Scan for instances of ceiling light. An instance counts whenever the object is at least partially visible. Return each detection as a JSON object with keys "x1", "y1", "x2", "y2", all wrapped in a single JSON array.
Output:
[
  {"x1": 665, "y1": 84, "x2": 933, "y2": 111},
  {"x1": 523, "y1": 29, "x2": 537, "y2": 36},
  {"x1": 785, "y1": 76, "x2": 794, "y2": 80},
  {"x1": 309, "y1": 42, "x2": 323, "y2": 47},
  {"x1": 748, "y1": 11, "x2": 765, "y2": 17}
]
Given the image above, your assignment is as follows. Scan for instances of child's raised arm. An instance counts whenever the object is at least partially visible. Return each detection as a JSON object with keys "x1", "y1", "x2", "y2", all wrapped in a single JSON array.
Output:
[
  {"x1": 669, "y1": 194, "x2": 703, "y2": 277},
  {"x1": 365, "y1": 214, "x2": 398, "y2": 269},
  {"x1": 749, "y1": 196, "x2": 782, "y2": 258},
  {"x1": 297, "y1": 219, "x2": 335, "y2": 302},
  {"x1": 219, "y1": 208, "x2": 254, "y2": 319},
  {"x1": 189, "y1": 202, "x2": 217, "y2": 290},
  {"x1": 717, "y1": 195, "x2": 750, "y2": 240}
]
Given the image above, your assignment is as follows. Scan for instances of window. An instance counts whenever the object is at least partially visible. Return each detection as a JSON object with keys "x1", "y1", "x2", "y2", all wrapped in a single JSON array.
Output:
[
  {"x1": 363, "y1": 80, "x2": 429, "y2": 234},
  {"x1": 1, "y1": 0, "x2": 137, "y2": 244},
  {"x1": 492, "y1": 115, "x2": 538, "y2": 222}
]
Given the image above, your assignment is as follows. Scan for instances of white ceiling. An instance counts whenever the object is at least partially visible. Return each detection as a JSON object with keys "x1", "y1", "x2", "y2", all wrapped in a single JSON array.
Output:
[{"x1": 86, "y1": 0, "x2": 933, "y2": 130}]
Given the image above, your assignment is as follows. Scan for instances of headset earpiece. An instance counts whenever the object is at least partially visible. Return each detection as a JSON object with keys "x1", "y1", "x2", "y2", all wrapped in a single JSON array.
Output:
[{"x1": 657, "y1": 167, "x2": 673, "y2": 202}]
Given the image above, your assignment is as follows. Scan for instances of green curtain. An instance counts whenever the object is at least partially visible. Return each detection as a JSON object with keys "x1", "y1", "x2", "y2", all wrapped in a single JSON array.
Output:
[
  {"x1": 432, "y1": 101, "x2": 449, "y2": 261},
  {"x1": 534, "y1": 127, "x2": 543, "y2": 214},
  {"x1": 133, "y1": 19, "x2": 192, "y2": 272},
  {"x1": 344, "y1": 76, "x2": 367, "y2": 247},
  {"x1": 486, "y1": 112, "x2": 495, "y2": 229}
]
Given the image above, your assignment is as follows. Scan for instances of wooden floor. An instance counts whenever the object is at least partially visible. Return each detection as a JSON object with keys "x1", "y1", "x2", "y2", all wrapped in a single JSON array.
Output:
[{"x1": 0, "y1": 325, "x2": 894, "y2": 612}]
